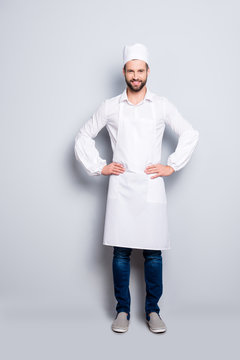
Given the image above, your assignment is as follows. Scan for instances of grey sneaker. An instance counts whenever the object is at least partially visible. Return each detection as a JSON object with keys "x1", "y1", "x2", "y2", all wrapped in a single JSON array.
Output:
[
  {"x1": 111, "y1": 312, "x2": 129, "y2": 333},
  {"x1": 146, "y1": 312, "x2": 167, "y2": 333}
]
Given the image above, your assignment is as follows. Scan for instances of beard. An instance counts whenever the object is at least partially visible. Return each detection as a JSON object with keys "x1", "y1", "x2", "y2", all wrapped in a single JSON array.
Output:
[{"x1": 125, "y1": 76, "x2": 147, "y2": 92}]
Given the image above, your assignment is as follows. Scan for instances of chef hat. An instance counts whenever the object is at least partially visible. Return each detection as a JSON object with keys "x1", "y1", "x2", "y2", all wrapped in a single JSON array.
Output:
[{"x1": 123, "y1": 43, "x2": 150, "y2": 67}]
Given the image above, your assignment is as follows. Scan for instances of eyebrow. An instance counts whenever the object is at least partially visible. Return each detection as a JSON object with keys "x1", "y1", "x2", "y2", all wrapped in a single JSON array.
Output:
[{"x1": 127, "y1": 69, "x2": 145, "y2": 71}]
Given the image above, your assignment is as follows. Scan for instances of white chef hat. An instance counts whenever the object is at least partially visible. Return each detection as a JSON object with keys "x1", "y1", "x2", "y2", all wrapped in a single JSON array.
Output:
[{"x1": 123, "y1": 43, "x2": 150, "y2": 67}]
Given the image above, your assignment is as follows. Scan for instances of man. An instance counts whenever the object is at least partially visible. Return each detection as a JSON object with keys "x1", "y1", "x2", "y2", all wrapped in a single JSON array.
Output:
[{"x1": 74, "y1": 43, "x2": 199, "y2": 333}]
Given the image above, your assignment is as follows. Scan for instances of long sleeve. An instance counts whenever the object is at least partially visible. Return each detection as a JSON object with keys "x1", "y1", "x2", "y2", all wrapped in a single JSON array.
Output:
[
  {"x1": 74, "y1": 100, "x2": 108, "y2": 176},
  {"x1": 164, "y1": 98, "x2": 199, "y2": 172}
]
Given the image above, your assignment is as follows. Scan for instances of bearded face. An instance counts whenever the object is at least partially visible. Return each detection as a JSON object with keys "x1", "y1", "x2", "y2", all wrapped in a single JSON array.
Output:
[{"x1": 123, "y1": 59, "x2": 149, "y2": 92}]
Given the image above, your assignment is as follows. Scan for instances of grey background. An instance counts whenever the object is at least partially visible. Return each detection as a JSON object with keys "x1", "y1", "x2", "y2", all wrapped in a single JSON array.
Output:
[{"x1": 0, "y1": 0, "x2": 239, "y2": 359}]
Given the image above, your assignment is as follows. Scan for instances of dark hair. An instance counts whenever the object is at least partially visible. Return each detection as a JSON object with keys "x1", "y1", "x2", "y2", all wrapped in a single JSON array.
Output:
[{"x1": 124, "y1": 62, "x2": 149, "y2": 72}]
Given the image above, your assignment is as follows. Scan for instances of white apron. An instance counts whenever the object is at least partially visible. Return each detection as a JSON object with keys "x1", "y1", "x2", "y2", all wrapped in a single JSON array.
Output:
[{"x1": 103, "y1": 101, "x2": 170, "y2": 250}]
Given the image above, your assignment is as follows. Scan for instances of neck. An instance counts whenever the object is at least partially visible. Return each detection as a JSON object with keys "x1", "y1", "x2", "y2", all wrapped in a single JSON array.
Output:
[{"x1": 126, "y1": 86, "x2": 147, "y2": 105}]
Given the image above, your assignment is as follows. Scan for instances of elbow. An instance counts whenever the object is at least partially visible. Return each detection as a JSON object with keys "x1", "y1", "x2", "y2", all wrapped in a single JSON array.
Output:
[
  {"x1": 191, "y1": 129, "x2": 199, "y2": 146},
  {"x1": 195, "y1": 129, "x2": 200, "y2": 145},
  {"x1": 74, "y1": 146, "x2": 80, "y2": 162},
  {"x1": 195, "y1": 129, "x2": 200, "y2": 139},
  {"x1": 74, "y1": 133, "x2": 83, "y2": 161},
  {"x1": 74, "y1": 131, "x2": 82, "y2": 145},
  {"x1": 74, "y1": 144, "x2": 79, "y2": 161}
]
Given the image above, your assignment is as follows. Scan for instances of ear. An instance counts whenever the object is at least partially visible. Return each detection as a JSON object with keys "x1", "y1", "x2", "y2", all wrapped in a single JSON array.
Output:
[
  {"x1": 147, "y1": 67, "x2": 150, "y2": 75},
  {"x1": 122, "y1": 67, "x2": 125, "y2": 76}
]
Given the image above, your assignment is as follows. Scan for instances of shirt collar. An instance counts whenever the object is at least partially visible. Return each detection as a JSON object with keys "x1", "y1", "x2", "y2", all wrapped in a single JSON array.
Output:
[{"x1": 119, "y1": 87, "x2": 153, "y2": 103}]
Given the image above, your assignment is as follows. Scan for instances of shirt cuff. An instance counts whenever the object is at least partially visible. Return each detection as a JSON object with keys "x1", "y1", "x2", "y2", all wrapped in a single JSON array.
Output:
[
  {"x1": 167, "y1": 161, "x2": 178, "y2": 172},
  {"x1": 95, "y1": 163, "x2": 106, "y2": 176}
]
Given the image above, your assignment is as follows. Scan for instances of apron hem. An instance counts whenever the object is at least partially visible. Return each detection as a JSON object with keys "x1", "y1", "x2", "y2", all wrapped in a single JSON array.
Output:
[{"x1": 103, "y1": 242, "x2": 171, "y2": 251}]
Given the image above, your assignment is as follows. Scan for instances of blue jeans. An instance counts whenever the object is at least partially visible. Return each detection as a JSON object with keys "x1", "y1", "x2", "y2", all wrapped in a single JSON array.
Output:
[{"x1": 112, "y1": 246, "x2": 163, "y2": 321}]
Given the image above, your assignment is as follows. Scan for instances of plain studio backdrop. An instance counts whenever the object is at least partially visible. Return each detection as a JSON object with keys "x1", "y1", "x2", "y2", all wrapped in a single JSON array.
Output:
[{"x1": 0, "y1": 0, "x2": 239, "y2": 359}]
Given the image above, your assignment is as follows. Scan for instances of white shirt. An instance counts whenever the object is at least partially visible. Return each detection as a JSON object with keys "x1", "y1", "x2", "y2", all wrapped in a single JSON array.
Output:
[{"x1": 74, "y1": 87, "x2": 199, "y2": 176}]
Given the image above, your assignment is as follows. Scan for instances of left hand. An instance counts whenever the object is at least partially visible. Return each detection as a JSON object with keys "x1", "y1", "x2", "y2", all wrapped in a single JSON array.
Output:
[{"x1": 144, "y1": 164, "x2": 175, "y2": 179}]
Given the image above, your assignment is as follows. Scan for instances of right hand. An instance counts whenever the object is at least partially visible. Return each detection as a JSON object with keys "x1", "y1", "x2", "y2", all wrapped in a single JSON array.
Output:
[{"x1": 101, "y1": 162, "x2": 125, "y2": 176}]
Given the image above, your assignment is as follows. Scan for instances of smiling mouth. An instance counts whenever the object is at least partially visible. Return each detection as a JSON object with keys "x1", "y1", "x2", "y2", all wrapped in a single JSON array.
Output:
[{"x1": 132, "y1": 81, "x2": 141, "y2": 85}]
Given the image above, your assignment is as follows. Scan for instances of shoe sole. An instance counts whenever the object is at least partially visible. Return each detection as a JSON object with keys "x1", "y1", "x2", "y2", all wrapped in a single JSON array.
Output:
[
  {"x1": 112, "y1": 326, "x2": 129, "y2": 333},
  {"x1": 146, "y1": 320, "x2": 167, "y2": 333}
]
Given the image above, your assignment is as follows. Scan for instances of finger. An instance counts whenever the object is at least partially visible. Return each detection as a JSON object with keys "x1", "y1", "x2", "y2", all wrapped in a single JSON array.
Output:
[
  {"x1": 113, "y1": 162, "x2": 124, "y2": 166},
  {"x1": 145, "y1": 169, "x2": 157, "y2": 174},
  {"x1": 145, "y1": 166, "x2": 157, "y2": 171},
  {"x1": 112, "y1": 170, "x2": 124, "y2": 175},
  {"x1": 150, "y1": 174, "x2": 160, "y2": 179},
  {"x1": 114, "y1": 164, "x2": 125, "y2": 169},
  {"x1": 113, "y1": 166, "x2": 125, "y2": 172},
  {"x1": 145, "y1": 165, "x2": 156, "y2": 169}
]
